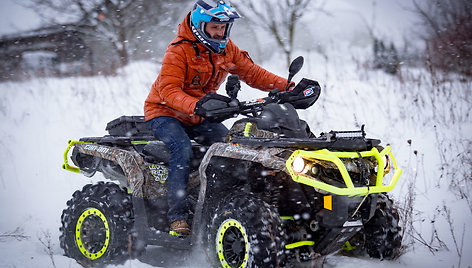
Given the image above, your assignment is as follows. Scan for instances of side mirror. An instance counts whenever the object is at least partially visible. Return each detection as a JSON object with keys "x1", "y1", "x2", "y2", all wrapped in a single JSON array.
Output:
[
  {"x1": 285, "y1": 56, "x2": 304, "y2": 90},
  {"x1": 289, "y1": 56, "x2": 304, "y2": 76}
]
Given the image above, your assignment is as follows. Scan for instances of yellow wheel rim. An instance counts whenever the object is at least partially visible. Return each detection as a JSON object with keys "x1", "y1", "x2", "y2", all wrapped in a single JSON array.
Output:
[
  {"x1": 75, "y1": 208, "x2": 110, "y2": 260},
  {"x1": 216, "y1": 219, "x2": 249, "y2": 268}
]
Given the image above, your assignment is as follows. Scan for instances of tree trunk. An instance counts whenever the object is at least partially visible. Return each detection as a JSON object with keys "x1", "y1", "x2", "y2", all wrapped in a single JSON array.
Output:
[
  {"x1": 118, "y1": 47, "x2": 128, "y2": 67},
  {"x1": 117, "y1": 26, "x2": 128, "y2": 67}
]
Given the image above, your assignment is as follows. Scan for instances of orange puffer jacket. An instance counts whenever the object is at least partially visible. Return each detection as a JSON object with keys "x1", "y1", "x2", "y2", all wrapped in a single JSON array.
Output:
[{"x1": 144, "y1": 13, "x2": 291, "y2": 126}]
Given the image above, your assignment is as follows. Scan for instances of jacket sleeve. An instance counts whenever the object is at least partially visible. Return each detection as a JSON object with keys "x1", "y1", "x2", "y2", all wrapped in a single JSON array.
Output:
[
  {"x1": 155, "y1": 45, "x2": 199, "y2": 115},
  {"x1": 228, "y1": 41, "x2": 291, "y2": 92}
]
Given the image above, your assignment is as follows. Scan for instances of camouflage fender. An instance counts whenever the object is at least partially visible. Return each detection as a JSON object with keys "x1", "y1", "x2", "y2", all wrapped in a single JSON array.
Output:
[
  {"x1": 197, "y1": 142, "x2": 289, "y2": 202},
  {"x1": 191, "y1": 142, "x2": 290, "y2": 240},
  {"x1": 74, "y1": 143, "x2": 167, "y2": 198}
]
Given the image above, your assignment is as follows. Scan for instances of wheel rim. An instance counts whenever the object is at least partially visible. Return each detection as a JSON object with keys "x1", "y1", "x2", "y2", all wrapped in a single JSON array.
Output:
[
  {"x1": 216, "y1": 219, "x2": 249, "y2": 268},
  {"x1": 75, "y1": 208, "x2": 110, "y2": 260}
]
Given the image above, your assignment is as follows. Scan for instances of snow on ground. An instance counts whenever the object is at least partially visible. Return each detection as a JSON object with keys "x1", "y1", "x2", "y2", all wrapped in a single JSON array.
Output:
[
  {"x1": 0, "y1": 0, "x2": 471, "y2": 266},
  {"x1": 1, "y1": 44, "x2": 471, "y2": 267}
]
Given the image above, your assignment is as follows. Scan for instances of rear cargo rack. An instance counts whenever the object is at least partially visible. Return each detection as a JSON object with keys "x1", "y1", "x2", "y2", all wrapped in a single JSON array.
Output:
[
  {"x1": 105, "y1": 115, "x2": 152, "y2": 137},
  {"x1": 62, "y1": 140, "x2": 88, "y2": 173},
  {"x1": 62, "y1": 138, "x2": 159, "y2": 173}
]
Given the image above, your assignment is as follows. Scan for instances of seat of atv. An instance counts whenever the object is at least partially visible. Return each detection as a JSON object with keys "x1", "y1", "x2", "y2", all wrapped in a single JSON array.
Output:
[
  {"x1": 142, "y1": 141, "x2": 207, "y2": 171},
  {"x1": 141, "y1": 142, "x2": 170, "y2": 164}
]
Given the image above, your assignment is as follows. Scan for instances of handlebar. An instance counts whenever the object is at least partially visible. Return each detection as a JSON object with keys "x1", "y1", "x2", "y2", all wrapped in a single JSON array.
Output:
[
  {"x1": 197, "y1": 77, "x2": 321, "y2": 122},
  {"x1": 202, "y1": 91, "x2": 280, "y2": 120}
]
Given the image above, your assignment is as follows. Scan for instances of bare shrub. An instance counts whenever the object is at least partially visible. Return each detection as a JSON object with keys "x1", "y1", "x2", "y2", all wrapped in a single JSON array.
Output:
[
  {"x1": 38, "y1": 230, "x2": 56, "y2": 268},
  {"x1": 397, "y1": 180, "x2": 416, "y2": 253},
  {"x1": 0, "y1": 227, "x2": 29, "y2": 242},
  {"x1": 413, "y1": 0, "x2": 472, "y2": 76},
  {"x1": 442, "y1": 204, "x2": 466, "y2": 268},
  {"x1": 434, "y1": 127, "x2": 472, "y2": 214},
  {"x1": 409, "y1": 206, "x2": 448, "y2": 255}
]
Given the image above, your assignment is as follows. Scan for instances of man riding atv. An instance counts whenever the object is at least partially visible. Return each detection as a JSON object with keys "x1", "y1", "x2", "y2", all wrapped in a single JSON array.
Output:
[{"x1": 60, "y1": 1, "x2": 403, "y2": 267}]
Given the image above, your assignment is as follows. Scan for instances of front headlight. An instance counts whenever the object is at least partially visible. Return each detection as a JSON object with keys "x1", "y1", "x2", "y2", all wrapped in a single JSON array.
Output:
[
  {"x1": 383, "y1": 155, "x2": 388, "y2": 169},
  {"x1": 383, "y1": 154, "x2": 391, "y2": 174},
  {"x1": 292, "y1": 156, "x2": 308, "y2": 174}
]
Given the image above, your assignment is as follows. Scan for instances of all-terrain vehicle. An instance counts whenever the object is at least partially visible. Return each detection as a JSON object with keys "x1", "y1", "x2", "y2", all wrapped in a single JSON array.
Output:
[{"x1": 60, "y1": 56, "x2": 403, "y2": 267}]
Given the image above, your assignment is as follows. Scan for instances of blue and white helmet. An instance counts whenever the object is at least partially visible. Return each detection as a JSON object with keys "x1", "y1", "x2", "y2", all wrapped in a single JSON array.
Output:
[{"x1": 191, "y1": 0, "x2": 241, "y2": 54}]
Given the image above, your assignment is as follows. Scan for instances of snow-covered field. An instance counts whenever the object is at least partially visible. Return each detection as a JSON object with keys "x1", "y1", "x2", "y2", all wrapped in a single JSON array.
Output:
[
  {"x1": 1, "y1": 43, "x2": 471, "y2": 267},
  {"x1": 1, "y1": 0, "x2": 471, "y2": 266}
]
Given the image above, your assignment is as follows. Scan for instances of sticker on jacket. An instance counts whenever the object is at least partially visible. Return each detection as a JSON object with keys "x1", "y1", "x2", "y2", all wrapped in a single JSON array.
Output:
[{"x1": 191, "y1": 74, "x2": 201, "y2": 85}]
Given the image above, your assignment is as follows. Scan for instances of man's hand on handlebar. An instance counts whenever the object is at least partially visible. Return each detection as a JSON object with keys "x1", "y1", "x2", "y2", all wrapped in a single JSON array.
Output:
[
  {"x1": 194, "y1": 78, "x2": 320, "y2": 122},
  {"x1": 278, "y1": 78, "x2": 321, "y2": 109},
  {"x1": 194, "y1": 92, "x2": 240, "y2": 123}
]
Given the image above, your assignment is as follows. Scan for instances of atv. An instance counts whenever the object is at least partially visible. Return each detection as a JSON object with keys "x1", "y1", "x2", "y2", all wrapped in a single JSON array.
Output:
[{"x1": 60, "y1": 56, "x2": 403, "y2": 267}]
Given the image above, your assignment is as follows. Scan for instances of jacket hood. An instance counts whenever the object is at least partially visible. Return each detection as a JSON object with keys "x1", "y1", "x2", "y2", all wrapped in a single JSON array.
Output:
[
  {"x1": 175, "y1": 13, "x2": 211, "y2": 52},
  {"x1": 177, "y1": 13, "x2": 195, "y2": 40}
]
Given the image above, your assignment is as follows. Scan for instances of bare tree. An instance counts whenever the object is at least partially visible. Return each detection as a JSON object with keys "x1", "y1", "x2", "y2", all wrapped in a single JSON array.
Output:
[
  {"x1": 232, "y1": 0, "x2": 325, "y2": 68},
  {"x1": 23, "y1": 0, "x2": 191, "y2": 67},
  {"x1": 413, "y1": 0, "x2": 472, "y2": 75}
]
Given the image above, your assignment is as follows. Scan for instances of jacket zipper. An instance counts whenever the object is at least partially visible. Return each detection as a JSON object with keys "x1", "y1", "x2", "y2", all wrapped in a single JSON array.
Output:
[{"x1": 208, "y1": 51, "x2": 216, "y2": 88}]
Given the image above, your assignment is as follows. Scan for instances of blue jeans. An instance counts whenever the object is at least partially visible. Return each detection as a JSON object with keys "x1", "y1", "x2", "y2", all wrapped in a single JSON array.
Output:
[{"x1": 147, "y1": 116, "x2": 228, "y2": 223}]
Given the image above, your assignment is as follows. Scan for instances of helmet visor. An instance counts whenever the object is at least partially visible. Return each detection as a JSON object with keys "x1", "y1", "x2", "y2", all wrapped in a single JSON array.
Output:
[
  {"x1": 201, "y1": 21, "x2": 233, "y2": 40},
  {"x1": 199, "y1": 21, "x2": 233, "y2": 49}
]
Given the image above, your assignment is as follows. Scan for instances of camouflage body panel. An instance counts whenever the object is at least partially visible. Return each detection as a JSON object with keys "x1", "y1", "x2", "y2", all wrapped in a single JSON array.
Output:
[
  {"x1": 227, "y1": 121, "x2": 279, "y2": 140},
  {"x1": 197, "y1": 142, "x2": 290, "y2": 202},
  {"x1": 74, "y1": 143, "x2": 167, "y2": 198},
  {"x1": 201, "y1": 142, "x2": 288, "y2": 172}
]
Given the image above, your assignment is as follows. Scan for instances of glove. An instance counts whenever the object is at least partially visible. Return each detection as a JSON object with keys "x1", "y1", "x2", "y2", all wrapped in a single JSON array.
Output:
[
  {"x1": 194, "y1": 93, "x2": 239, "y2": 122},
  {"x1": 279, "y1": 78, "x2": 321, "y2": 109},
  {"x1": 226, "y1": 75, "x2": 241, "y2": 99}
]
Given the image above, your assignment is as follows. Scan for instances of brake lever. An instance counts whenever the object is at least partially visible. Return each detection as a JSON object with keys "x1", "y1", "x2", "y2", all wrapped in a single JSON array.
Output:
[{"x1": 268, "y1": 89, "x2": 280, "y2": 100}]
